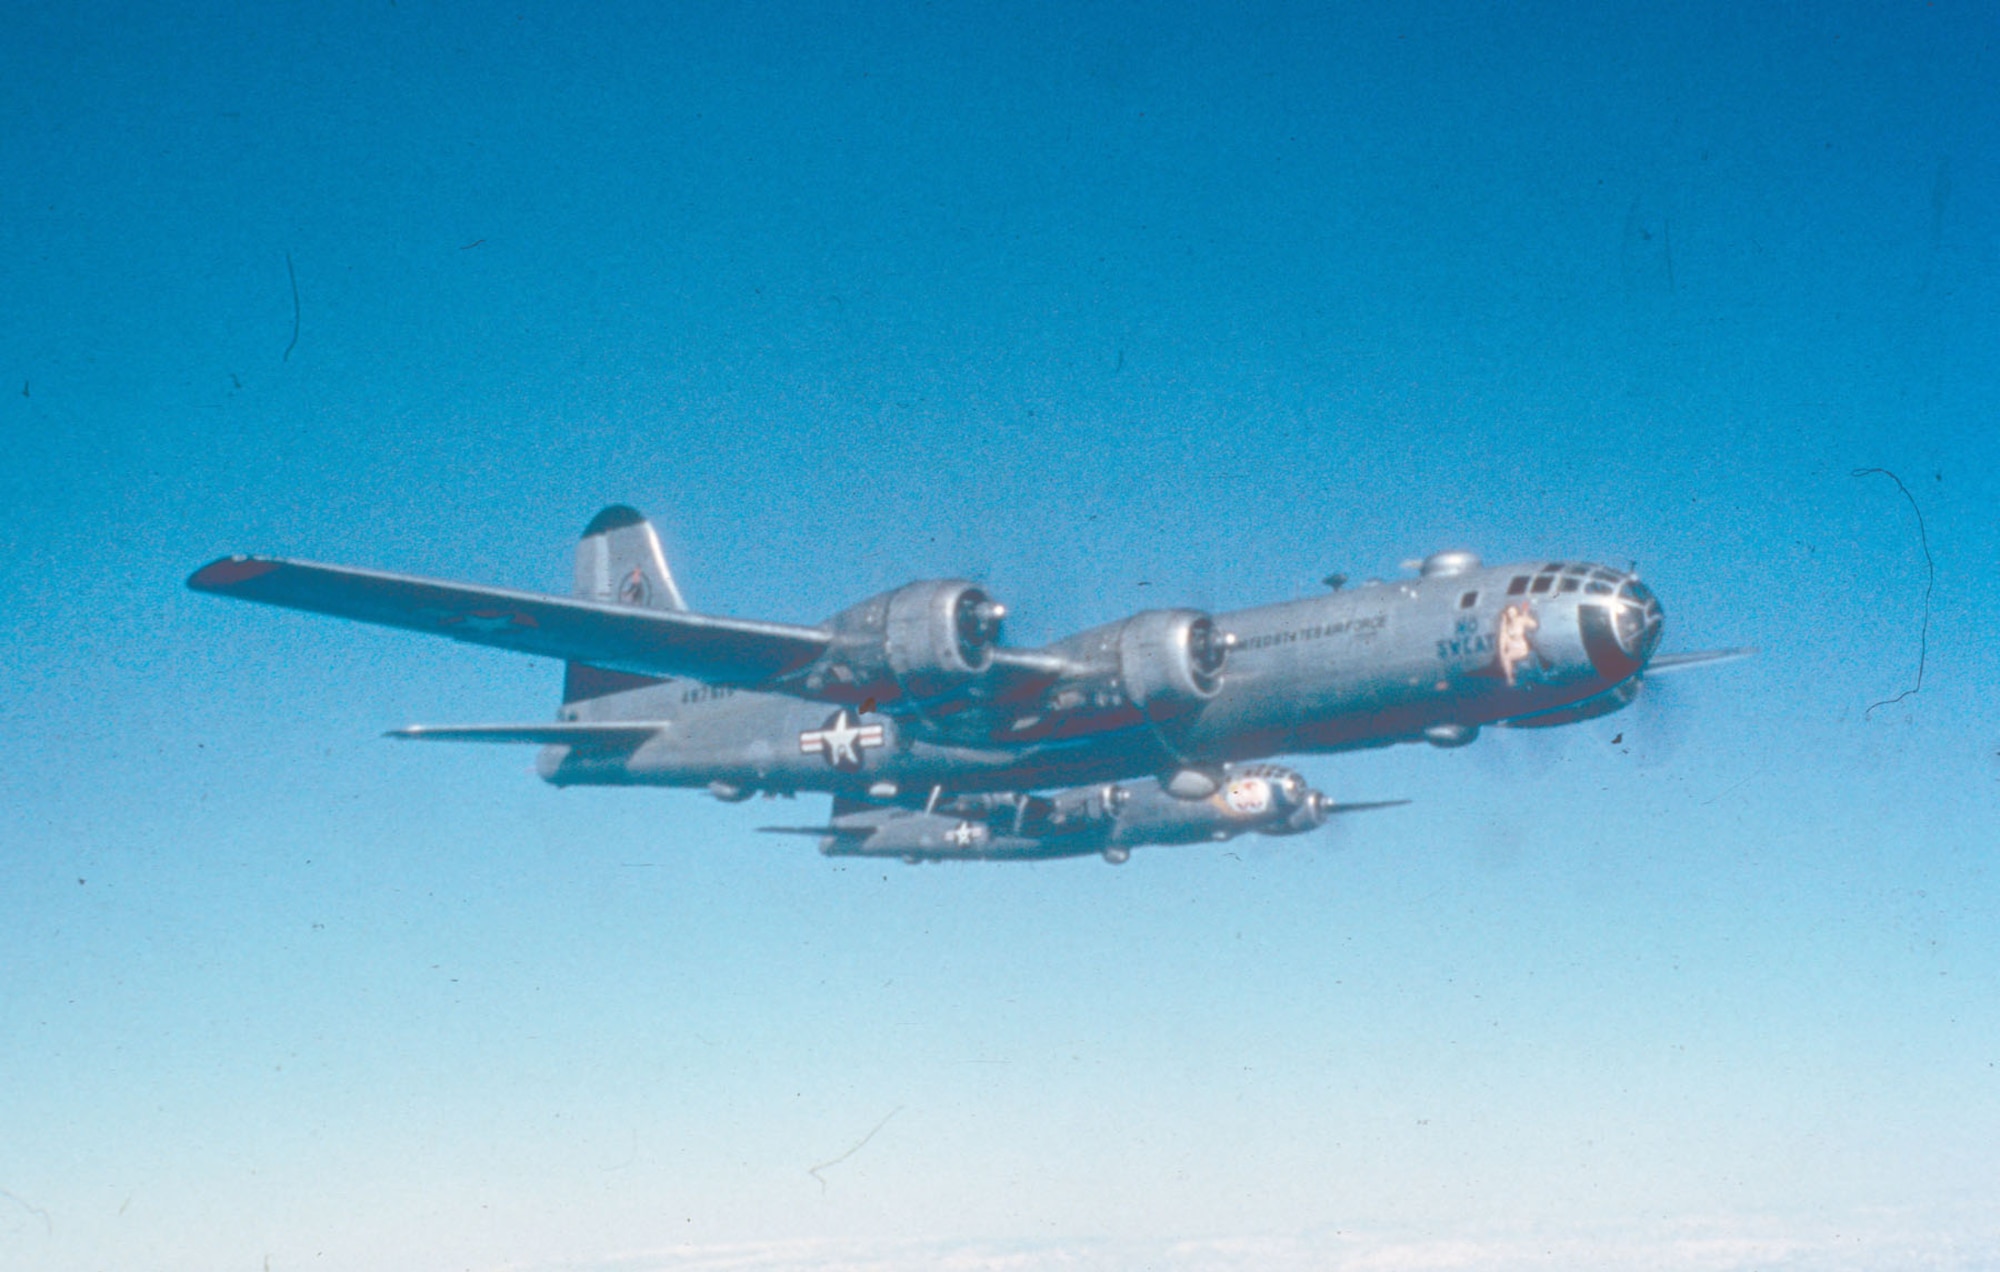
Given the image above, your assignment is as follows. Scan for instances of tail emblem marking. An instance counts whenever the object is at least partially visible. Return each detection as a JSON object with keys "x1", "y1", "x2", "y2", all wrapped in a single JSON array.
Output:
[{"x1": 617, "y1": 567, "x2": 651, "y2": 606}]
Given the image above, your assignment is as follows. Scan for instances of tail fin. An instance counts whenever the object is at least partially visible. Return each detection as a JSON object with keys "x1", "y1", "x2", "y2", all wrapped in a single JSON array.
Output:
[
  {"x1": 573, "y1": 505, "x2": 687, "y2": 611},
  {"x1": 563, "y1": 505, "x2": 684, "y2": 707}
]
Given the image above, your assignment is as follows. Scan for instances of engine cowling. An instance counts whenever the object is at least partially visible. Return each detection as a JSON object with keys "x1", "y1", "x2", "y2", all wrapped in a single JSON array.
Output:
[
  {"x1": 818, "y1": 579, "x2": 1007, "y2": 705},
  {"x1": 886, "y1": 579, "x2": 1002, "y2": 696},
  {"x1": 1227, "y1": 764, "x2": 1331, "y2": 836},
  {"x1": 1116, "y1": 609, "x2": 1231, "y2": 719}
]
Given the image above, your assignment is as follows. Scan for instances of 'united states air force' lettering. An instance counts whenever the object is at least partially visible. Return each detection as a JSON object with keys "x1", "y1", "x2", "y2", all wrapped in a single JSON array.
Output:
[{"x1": 1238, "y1": 613, "x2": 1385, "y2": 653}]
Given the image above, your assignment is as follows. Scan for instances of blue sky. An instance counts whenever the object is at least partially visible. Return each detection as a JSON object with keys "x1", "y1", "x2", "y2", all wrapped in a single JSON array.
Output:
[{"x1": 2, "y1": 3, "x2": 1997, "y2": 1269}]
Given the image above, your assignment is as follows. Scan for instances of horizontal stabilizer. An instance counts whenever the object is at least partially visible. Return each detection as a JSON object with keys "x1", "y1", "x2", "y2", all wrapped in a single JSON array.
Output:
[
  {"x1": 756, "y1": 824, "x2": 874, "y2": 838},
  {"x1": 190, "y1": 555, "x2": 829, "y2": 684},
  {"x1": 1645, "y1": 647, "x2": 1756, "y2": 674},
  {"x1": 388, "y1": 722, "x2": 664, "y2": 745}
]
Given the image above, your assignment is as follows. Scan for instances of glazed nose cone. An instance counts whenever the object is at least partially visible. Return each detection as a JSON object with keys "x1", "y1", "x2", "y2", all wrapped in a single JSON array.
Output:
[{"x1": 1578, "y1": 575, "x2": 1664, "y2": 682}]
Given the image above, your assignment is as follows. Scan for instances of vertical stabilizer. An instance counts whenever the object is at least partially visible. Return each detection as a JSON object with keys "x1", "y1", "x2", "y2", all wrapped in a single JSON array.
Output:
[
  {"x1": 564, "y1": 506, "x2": 682, "y2": 707},
  {"x1": 574, "y1": 505, "x2": 688, "y2": 611}
]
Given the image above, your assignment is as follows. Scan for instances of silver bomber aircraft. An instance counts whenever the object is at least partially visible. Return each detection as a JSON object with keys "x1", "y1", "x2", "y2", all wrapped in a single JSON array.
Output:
[{"x1": 189, "y1": 506, "x2": 1746, "y2": 863}]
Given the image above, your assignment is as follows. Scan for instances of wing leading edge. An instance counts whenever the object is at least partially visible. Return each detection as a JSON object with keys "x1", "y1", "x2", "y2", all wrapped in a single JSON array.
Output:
[{"x1": 189, "y1": 555, "x2": 830, "y2": 685}]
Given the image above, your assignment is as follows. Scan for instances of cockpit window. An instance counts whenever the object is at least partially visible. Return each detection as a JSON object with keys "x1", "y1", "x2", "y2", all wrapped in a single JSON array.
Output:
[
  {"x1": 1559, "y1": 577, "x2": 1580, "y2": 593},
  {"x1": 1542, "y1": 563, "x2": 1563, "y2": 573},
  {"x1": 1586, "y1": 580, "x2": 1613, "y2": 595},
  {"x1": 1620, "y1": 579, "x2": 1656, "y2": 605},
  {"x1": 1592, "y1": 569, "x2": 1621, "y2": 583},
  {"x1": 1458, "y1": 590, "x2": 1479, "y2": 609},
  {"x1": 1564, "y1": 563, "x2": 1588, "y2": 575},
  {"x1": 1507, "y1": 576, "x2": 1529, "y2": 595},
  {"x1": 1617, "y1": 601, "x2": 1644, "y2": 645},
  {"x1": 1530, "y1": 575, "x2": 1554, "y2": 594}
]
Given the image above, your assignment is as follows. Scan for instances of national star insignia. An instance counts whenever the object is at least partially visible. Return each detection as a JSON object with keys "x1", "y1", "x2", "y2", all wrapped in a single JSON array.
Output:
[
  {"x1": 444, "y1": 609, "x2": 538, "y2": 634},
  {"x1": 798, "y1": 709, "x2": 886, "y2": 771}
]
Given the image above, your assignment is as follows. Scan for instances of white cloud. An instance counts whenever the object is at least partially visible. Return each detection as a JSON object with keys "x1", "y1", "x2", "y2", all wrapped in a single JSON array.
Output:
[{"x1": 506, "y1": 1212, "x2": 2000, "y2": 1272}]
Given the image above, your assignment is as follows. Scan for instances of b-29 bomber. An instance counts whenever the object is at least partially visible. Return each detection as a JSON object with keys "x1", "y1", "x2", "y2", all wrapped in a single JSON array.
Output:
[{"x1": 189, "y1": 506, "x2": 1745, "y2": 864}]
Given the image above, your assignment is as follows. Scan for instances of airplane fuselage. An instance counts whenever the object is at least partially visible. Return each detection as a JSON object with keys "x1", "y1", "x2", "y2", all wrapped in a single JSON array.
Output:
[{"x1": 540, "y1": 556, "x2": 1662, "y2": 798}]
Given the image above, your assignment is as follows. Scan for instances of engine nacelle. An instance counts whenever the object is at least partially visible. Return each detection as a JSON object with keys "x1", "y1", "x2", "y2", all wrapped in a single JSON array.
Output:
[
  {"x1": 817, "y1": 579, "x2": 1007, "y2": 705},
  {"x1": 1115, "y1": 609, "x2": 1231, "y2": 720}
]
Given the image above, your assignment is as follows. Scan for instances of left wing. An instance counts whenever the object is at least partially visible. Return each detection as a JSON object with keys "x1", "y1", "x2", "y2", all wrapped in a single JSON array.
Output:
[{"x1": 189, "y1": 555, "x2": 830, "y2": 684}]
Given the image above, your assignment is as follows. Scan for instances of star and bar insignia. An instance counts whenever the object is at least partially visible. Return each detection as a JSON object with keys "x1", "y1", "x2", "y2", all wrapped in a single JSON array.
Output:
[
  {"x1": 440, "y1": 609, "x2": 540, "y2": 634},
  {"x1": 798, "y1": 709, "x2": 886, "y2": 771}
]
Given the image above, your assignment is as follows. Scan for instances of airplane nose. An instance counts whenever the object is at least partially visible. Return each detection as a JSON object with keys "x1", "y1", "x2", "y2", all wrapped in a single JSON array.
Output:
[
  {"x1": 1576, "y1": 571, "x2": 1665, "y2": 682},
  {"x1": 1278, "y1": 786, "x2": 1338, "y2": 833},
  {"x1": 1617, "y1": 574, "x2": 1665, "y2": 665}
]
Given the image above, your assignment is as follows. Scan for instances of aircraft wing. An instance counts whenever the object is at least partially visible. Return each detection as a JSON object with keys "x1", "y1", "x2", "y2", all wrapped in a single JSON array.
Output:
[
  {"x1": 872, "y1": 647, "x2": 1072, "y2": 716},
  {"x1": 188, "y1": 555, "x2": 830, "y2": 684}
]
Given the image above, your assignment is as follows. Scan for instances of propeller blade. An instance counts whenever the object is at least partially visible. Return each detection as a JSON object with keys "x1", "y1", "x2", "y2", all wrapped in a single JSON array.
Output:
[
  {"x1": 1646, "y1": 647, "x2": 1756, "y2": 674},
  {"x1": 1324, "y1": 798, "x2": 1412, "y2": 815}
]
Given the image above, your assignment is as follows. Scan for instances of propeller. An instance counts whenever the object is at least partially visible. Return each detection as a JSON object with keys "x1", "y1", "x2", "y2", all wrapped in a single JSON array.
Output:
[
  {"x1": 1261, "y1": 781, "x2": 1410, "y2": 835},
  {"x1": 1611, "y1": 647, "x2": 1755, "y2": 765},
  {"x1": 952, "y1": 587, "x2": 1008, "y2": 662},
  {"x1": 1600, "y1": 666, "x2": 1686, "y2": 767},
  {"x1": 1323, "y1": 797, "x2": 1413, "y2": 816},
  {"x1": 1480, "y1": 647, "x2": 1755, "y2": 771},
  {"x1": 1187, "y1": 615, "x2": 1234, "y2": 683}
]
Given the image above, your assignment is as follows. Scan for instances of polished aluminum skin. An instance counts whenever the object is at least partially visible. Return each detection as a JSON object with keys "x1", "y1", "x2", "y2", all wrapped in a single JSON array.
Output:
[{"x1": 190, "y1": 506, "x2": 1740, "y2": 863}]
